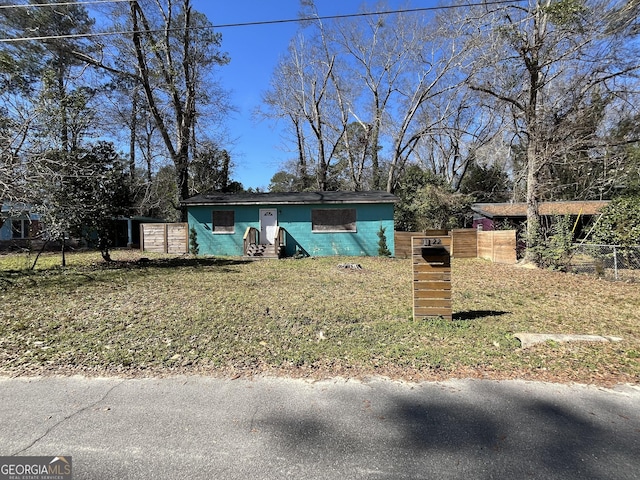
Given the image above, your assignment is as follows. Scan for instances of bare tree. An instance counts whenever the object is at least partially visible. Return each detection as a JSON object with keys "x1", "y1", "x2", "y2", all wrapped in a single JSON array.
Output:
[
  {"x1": 461, "y1": 0, "x2": 640, "y2": 260},
  {"x1": 261, "y1": 2, "x2": 469, "y2": 193},
  {"x1": 75, "y1": 0, "x2": 231, "y2": 217},
  {"x1": 261, "y1": 31, "x2": 345, "y2": 191},
  {"x1": 127, "y1": 0, "x2": 229, "y2": 218}
]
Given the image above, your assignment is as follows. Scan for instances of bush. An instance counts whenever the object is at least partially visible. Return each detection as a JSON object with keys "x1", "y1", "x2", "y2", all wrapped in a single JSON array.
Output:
[
  {"x1": 378, "y1": 226, "x2": 391, "y2": 257},
  {"x1": 591, "y1": 195, "x2": 640, "y2": 247},
  {"x1": 527, "y1": 215, "x2": 575, "y2": 270},
  {"x1": 189, "y1": 226, "x2": 199, "y2": 255}
]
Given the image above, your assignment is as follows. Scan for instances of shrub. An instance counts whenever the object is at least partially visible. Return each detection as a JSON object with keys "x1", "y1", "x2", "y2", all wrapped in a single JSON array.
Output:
[
  {"x1": 189, "y1": 226, "x2": 199, "y2": 255},
  {"x1": 378, "y1": 226, "x2": 391, "y2": 257},
  {"x1": 527, "y1": 215, "x2": 574, "y2": 270},
  {"x1": 591, "y1": 195, "x2": 640, "y2": 247}
]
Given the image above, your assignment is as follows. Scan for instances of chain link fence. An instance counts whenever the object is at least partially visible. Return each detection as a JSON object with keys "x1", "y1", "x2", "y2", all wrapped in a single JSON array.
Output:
[{"x1": 569, "y1": 244, "x2": 640, "y2": 281}]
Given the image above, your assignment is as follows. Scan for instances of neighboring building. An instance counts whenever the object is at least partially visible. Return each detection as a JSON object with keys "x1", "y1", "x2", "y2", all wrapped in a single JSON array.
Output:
[
  {"x1": 472, "y1": 200, "x2": 610, "y2": 234},
  {"x1": 111, "y1": 216, "x2": 166, "y2": 248},
  {"x1": 182, "y1": 191, "x2": 398, "y2": 258},
  {"x1": 0, "y1": 203, "x2": 42, "y2": 249},
  {"x1": 1, "y1": 201, "x2": 163, "y2": 250}
]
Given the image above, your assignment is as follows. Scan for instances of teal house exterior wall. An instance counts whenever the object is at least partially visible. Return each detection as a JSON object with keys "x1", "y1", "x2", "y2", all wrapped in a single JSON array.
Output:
[{"x1": 185, "y1": 192, "x2": 397, "y2": 258}]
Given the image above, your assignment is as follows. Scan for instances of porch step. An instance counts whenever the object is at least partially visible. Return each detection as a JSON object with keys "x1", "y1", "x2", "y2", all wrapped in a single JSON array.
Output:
[{"x1": 245, "y1": 243, "x2": 279, "y2": 259}]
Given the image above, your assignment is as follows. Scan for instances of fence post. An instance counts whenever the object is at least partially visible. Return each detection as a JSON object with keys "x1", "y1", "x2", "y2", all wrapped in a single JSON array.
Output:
[{"x1": 613, "y1": 245, "x2": 618, "y2": 280}]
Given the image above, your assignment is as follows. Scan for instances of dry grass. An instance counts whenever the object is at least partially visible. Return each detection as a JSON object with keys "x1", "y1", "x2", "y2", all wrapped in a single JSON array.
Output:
[{"x1": 0, "y1": 250, "x2": 638, "y2": 385}]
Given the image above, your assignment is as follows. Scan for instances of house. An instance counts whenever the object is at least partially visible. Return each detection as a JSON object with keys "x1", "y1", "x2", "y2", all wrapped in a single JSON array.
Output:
[
  {"x1": 182, "y1": 191, "x2": 398, "y2": 258},
  {"x1": 471, "y1": 200, "x2": 610, "y2": 235},
  {"x1": 0, "y1": 203, "x2": 42, "y2": 249},
  {"x1": 1, "y1": 201, "x2": 163, "y2": 251}
]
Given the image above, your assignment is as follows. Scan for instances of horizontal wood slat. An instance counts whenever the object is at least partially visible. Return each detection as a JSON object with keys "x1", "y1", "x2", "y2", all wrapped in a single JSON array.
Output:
[
  {"x1": 413, "y1": 290, "x2": 451, "y2": 299},
  {"x1": 413, "y1": 273, "x2": 452, "y2": 282},
  {"x1": 412, "y1": 236, "x2": 452, "y2": 320},
  {"x1": 414, "y1": 309, "x2": 453, "y2": 319},
  {"x1": 141, "y1": 223, "x2": 188, "y2": 254},
  {"x1": 414, "y1": 298, "x2": 452, "y2": 308},
  {"x1": 413, "y1": 281, "x2": 452, "y2": 290}
]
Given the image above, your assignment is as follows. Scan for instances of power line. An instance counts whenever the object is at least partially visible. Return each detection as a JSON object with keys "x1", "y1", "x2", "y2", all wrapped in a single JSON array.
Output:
[
  {"x1": 0, "y1": 0, "x2": 130, "y2": 9},
  {"x1": 0, "y1": 0, "x2": 524, "y2": 43}
]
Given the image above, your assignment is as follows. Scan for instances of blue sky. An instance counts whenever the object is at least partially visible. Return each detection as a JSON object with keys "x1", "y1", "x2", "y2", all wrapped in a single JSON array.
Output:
[
  {"x1": 192, "y1": 1, "x2": 430, "y2": 191},
  {"x1": 193, "y1": 1, "x2": 305, "y2": 191}
]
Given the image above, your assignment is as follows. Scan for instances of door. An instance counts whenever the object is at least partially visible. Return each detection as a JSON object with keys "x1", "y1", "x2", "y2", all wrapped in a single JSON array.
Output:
[{"x1": 259, "y1": 209, "x2": 278, "y2": 245}]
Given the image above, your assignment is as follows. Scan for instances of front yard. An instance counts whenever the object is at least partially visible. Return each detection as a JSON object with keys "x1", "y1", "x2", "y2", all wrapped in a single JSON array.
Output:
[{"x1": 0, "y1": 251, "x2": 638, "y2": 385}]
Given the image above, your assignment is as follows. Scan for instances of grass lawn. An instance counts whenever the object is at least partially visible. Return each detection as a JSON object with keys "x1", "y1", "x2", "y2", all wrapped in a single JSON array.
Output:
[{"x1": 0, "y1": 250, "x2": 638, "y2": 385}]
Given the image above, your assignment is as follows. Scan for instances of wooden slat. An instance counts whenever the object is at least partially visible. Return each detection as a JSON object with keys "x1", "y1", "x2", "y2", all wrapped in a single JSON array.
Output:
[
  {"x1": 413, "y1": 280, "x2": 451, "y2": 289},
  {"x1": 414, "y1": 308, "x2": 453, "y2": 318},
  {"x1": 451, "y1": 228, "x2": 477, "y2": 258},
  {"x1": 414, "y1": 298, "x2": 452, "y2": 307},
  {"x1": 141, "y1": 223, "x2": 188, "y2": 254},
  {"x1": 413, "y1": 273, "x2": 452, "y2": 282},
  {"x1": 413, "y1": 290, "x2": 451, "y2": 300}
]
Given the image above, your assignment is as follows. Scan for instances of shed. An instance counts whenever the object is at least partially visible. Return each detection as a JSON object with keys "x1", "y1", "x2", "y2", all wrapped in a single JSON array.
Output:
[
  {"x1": 182, "y1": 191, "x2": 398, "y2": 258},
  {"x1": 472, "y1": 200, "x2": 610, "y2": 234}
]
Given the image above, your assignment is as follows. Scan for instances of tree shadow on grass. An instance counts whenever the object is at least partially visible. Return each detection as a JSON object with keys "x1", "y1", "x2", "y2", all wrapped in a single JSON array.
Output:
[
  {"x1": 98, "y1": 256, "x2": 252, "y2": 270},
  {"x1": 453, "y1": 310, "x2": 509, "y2": 321},
  {"x1": 0, "y1": 256, "x2": 251, "y2": 291}
]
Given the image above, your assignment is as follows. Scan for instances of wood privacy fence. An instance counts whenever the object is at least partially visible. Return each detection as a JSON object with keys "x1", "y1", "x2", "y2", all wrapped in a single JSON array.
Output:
[
  {"x1": 140, "y1": 223, "x2": 189, "y2": 254},
  {"x1": 477, "y1": 230, "x2": 517, "y2": 264},
  {"x1": 395, "y1": 229, "x2": 517, "y2": 264}
]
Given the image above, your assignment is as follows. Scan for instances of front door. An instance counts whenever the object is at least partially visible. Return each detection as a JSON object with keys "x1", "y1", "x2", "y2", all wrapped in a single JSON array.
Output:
[{"x1": 259, "y1": 209, "x2": 277, "y2": 245}]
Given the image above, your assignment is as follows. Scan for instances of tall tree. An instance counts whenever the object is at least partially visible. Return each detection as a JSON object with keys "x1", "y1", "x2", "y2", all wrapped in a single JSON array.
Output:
[
  {"x1": 461, "y1": 0, "x2": 640, "y2": 261},
  {"x1": 0, "y1": 0, "x2": 98, "y2": 223},
  {"x1": 261, "y1": 32, "x2": 344, "y2": 191},
  {"x1": 127, "y1": 0, "x2": 229, "y2": 219},
  {"x1": 74, "y1": 0, "x2": 231, "y2": 218},
  {"x1": 329, "y1": 4, "x2": 467, "y2": 193},
  {"x1": 0, "y1": 0, "x2": 95, "y2": 152},
  {"x1": 261, "y1": 1, "x2": 470, "y2": 193}
]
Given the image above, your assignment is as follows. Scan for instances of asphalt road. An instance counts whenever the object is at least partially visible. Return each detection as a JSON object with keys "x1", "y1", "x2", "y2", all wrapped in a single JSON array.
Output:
[{"x1": 1, "y1": 375, "x2": 638, "y2": 480}]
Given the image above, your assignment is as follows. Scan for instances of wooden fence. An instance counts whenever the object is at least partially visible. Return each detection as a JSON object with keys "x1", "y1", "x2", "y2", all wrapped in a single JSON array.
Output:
[
  {"x1": 450, "y1": 229, "x2": 477, "y2": 258},
  {"x1": 477, "y1": 230, "x2": 517, "y2": 264},
  {"x1": 395, "y1": 229, "x2": 517, "y2": 264},
  {"x1": 140, "y1": 223, "x2": 189, "y2": 254}
]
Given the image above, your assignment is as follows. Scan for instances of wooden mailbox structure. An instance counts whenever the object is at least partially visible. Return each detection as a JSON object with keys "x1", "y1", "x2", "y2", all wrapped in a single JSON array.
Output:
[{"x1": 412, "y1": 235, "x2": 452, "y2": 320}]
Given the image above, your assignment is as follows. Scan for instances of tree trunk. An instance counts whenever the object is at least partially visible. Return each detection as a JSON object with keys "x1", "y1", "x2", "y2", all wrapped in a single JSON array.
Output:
[{"x1": 525, "y1": 139, "x2": 541, "y2": 261}]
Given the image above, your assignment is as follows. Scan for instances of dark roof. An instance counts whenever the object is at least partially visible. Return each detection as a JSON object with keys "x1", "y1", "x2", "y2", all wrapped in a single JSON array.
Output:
[
  {"x1": 472, "y1": 200, "x2": 610, "y2": 218},
  {"x1": 182, "y1": 191, "x2": 398, "y2": 206}
]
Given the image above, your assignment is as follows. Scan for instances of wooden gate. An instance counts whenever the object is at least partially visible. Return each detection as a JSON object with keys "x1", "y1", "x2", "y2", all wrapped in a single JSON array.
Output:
[{"x1": 140, "y1": 223, "x2": 189, "y2": 254}]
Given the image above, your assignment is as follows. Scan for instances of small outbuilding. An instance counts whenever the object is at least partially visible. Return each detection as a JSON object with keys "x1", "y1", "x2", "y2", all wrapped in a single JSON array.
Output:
[
  {"x1": 471, "y1": 200, "x2": 610, "y2": 233},
  {"x1": 182, "y1": 191, "x2": 398, "y2": 258}
]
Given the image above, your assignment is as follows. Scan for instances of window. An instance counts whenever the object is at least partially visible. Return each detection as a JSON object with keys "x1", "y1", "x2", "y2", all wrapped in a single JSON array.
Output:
[
  {"x1": 311, "y1": 208, "x2": 356, "y2": 232},
  {"x1": 212, "y1": 210, "x2": 234, "y2": 233},
  {"x1": 11, "y1": 219, "x2": 28, "y2": 239}
]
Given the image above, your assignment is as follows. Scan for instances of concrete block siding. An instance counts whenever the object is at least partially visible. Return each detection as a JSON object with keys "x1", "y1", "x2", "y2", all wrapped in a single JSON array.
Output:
[{"x1": 188, "y1": 202, "x2": 395, "y2": 257}]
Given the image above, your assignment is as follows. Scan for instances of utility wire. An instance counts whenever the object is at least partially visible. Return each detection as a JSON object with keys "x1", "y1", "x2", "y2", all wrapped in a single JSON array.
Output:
[
  {"x1": 0, "y1": 0, "x2": 524, "y2": 43},
  {"x1": 0, "y1": 0, "x2": 130, "y2": 9}
]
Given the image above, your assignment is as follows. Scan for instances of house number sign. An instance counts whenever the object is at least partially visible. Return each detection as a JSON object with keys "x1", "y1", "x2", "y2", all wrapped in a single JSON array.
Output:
[{"x1": 422, "y1": 238, "x2": 442, "y2": 247}]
